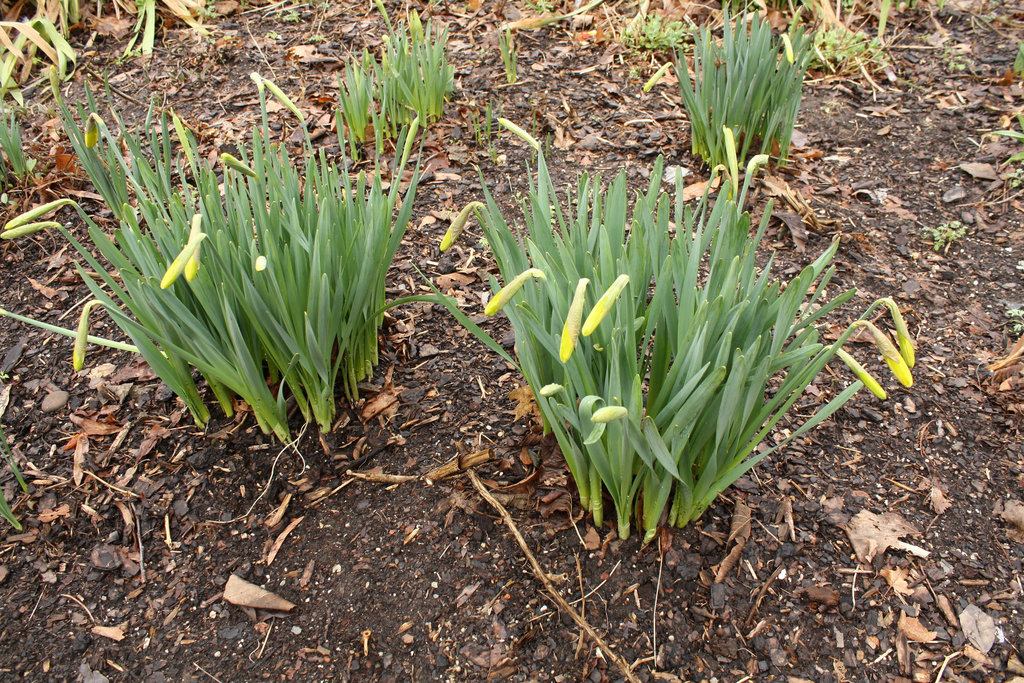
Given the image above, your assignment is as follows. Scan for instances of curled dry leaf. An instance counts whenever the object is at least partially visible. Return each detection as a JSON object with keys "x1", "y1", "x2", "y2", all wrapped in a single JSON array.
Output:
[
  {"x1": 843, "y1": 510, "x2": 930, "y2": 564},
  {"x1": 898, "y1": 612, "x2": 936, "y2": 643}
]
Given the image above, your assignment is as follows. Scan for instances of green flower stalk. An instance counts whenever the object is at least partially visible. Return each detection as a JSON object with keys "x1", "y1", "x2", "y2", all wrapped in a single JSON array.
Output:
[
  {"x1": 581, "y1": 274, "x2": 629, "y2": 336},
  {"x1": 0, "y1": 221, "x2": 62, "y2": 239},
  {"x1": 3, "y1": 198, "x2": 73, "y2": 231},
  {"x1": 220, "y1": 153, "x2": 257, "y2": 178},
  {"x1": 73, "y1": 300, "x2": 104, "y2": 371},
  {"x1": 498, "y1": 117, "x2": 540, "y2": 152},
  {"x1": 440, "y1": 202, "x2": 484, "y2": 252},
  {"x1": 835, "y1": 348, "x2": 886, "y2": 400},
  {"x1": 485, "y1": 268, "x2": 546, "y2": 315},
  {"x1": 560, "y1": 278, "x2": 589, "y2": 361}
]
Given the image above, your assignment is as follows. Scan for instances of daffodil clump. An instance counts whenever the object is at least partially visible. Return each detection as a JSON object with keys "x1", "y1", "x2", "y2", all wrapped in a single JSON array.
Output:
[
  {"x1": 442, "y1": 142, "x2": 914, "y2": 543},
  {"x1": 675, "y1": 11, "x2": 812, "y2": 170},
  {"x1": 1, "y1": 76, "x2": 420, "y2": 442}
]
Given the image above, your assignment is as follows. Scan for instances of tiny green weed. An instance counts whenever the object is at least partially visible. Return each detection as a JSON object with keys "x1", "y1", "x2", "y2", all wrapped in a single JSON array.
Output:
[
  {"x1": 924, "y1": 220, "x2": 967, "y2": 253},
  {"x1": 622, "y1": 14, "x2": 688, "y2": 52}
]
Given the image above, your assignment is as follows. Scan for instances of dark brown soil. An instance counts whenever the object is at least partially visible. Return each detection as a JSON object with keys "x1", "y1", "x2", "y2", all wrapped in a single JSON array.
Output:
[{"x1": 1, "y1": 1, "x2": 1022, "y2": 681}]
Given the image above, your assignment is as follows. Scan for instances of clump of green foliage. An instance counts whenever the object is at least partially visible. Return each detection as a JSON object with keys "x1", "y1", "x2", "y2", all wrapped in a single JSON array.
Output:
[
  {"x1": 622, "y1": 14, "x2": 688, "y2": 52},
  {"x1": 675, "y1": 12, "x2": 812, "y2": 170},
  {"x1": 924, "y1": 221, "x2": 967, "y2": 253}
]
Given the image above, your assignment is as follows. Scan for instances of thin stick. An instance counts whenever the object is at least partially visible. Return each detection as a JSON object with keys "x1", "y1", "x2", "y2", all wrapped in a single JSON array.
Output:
[
  {"x1": 468, "y1": 470, "x2": 640, "y2": 683},
  {"x1": 60, "y1": 593, "x2": 96, "y2": 624},
  {"x1": 933, "y1": 651, "x2": 960, "y2": 682},
  {"x1": 85, "y1": 470, "x2": 140, "y2": 498},
  {"x1": 131, "y1": 502, "x2": 145, "y2": 584},
  {"x1": 193, "y1": 662, "x2": 224, "y2": 683}
]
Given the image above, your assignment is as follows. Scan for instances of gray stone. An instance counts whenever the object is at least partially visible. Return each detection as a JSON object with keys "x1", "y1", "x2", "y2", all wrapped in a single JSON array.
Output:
[{"x1": 41, "y1": 390, "x2": 69, "y2": 413}]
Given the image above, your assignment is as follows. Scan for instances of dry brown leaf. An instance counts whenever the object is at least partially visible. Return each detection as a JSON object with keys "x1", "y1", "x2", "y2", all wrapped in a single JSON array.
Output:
[
  {"x1": 958, "y1": 162, "x2": 999, "y2": 181},
  {"x1": 898, "y1": 612, "x2": 936, "y2": 643},
  {"x1": 682, "y1": 176, "x2": 721, "y2": 202},
  {"x1": 998, "y1": 499, "x2": 1024, "y2": 542},
  {"x1": 91, "y1": 624, "x2": 125, "y2": 641},
  {"x1": 223, "y1": 574, "x2": 295, "y2": 611},
  {"x1": 582, "y1": 525, "x2": 600, "y2": 551},
  {"x1": 72, "y1": 434, "x2": 88, "y2": 487},
  {"x1": 843, "y1": 510, "x2": 929, "y2": 564},
  {"x1": 960, "y1": 604, "x2": 996, "y2": 654},
  {"x1": 727, "y1": 499, "x2": 751, "y2": 545},
  {"x1": 508, "y1": 385, "x2": 539, "y2": 423},
  {"x1": 879, "y1": 566, "x2": 914, "y2": 596},
  {"x1": 929, "y1": 484, "x2": 951, "y2": 514}
]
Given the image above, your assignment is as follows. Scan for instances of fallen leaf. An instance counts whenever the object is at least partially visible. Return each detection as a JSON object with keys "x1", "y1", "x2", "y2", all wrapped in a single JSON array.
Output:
[
  {"x1": 37, "y1": 504, "x2": 71, "y2": 524},
  {"x1": 455, "y1": 582, "x2": 481, "y2": 608},
  {"x1": 959, "y1": 604, "x2": 996, "y2": 654},
  {"x1": 898, "y1": 612, "x2": 936, "y2": 643},
  {"x1": 998, "y1": 499, "x2": 1024, "y2": 542},
  {"x1": 880, "y1": 566, "x2": 914, "y2": 596},
  {"x1": 72, "y1": 434, "x2": 89, "y2": 487},
  {"x1": 27, "y1": 278, "x2": 60, "y2": 300},
  {"x1": 91, "y1": 624, "x2": 125, "y2": 641},
  {"x1": 361, "y1": 387, "x2": 399, "y2": 421},
  {"x1": 436, "y1": 272, "x2": 476, "y2": 290},
  {"x1": 929, "y1": 484, "x2": 951, "y2": 514},
  {"x1": 223, "y1": 574, "x2": 295, "y2": 611},
  {"x1": 682, "y1": 176, "x2": 721, "y2": 202},
  {"x1": 958, "y1": 162, "x2": 999, "y2": 181},
  {"x1": 843, "y1": 510, "x2": 929, "y2": 564},
  {"x1": 69, "y1": 415, "x2": 122, "y2": 436},
  {"x1": 508, "y1": 385, "x2": 539, "y2": 423},
  {"x1": 727, "y1": 499, "x2": 751, "y2": 545},
  {"x1": 582, "y1": 525, "x2": 600, "y2": 551}
]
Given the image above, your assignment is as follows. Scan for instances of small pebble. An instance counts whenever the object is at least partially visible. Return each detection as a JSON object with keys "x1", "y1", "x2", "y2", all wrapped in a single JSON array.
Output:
[
  {"x1": 41, "y1": 390, "x2": 69, "y2": 413},
  {"x1": 291, "y1": 626, "x2": 302, "y2": 635}
]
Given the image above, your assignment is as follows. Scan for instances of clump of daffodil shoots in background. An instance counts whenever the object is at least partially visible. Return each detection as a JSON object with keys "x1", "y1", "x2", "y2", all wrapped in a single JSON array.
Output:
[
  {"x1": 675, "y1": 11, "x2": 812, "y2": 171},
  {"x1": 440, "y1": 129, "x2": 914, "y2": 544},
  {"x1": 1, "y1": 75, "x2": 421, "y2": 443},
  {"x1": 336, "y1": 4, "x2": 453, "y2": 157}
]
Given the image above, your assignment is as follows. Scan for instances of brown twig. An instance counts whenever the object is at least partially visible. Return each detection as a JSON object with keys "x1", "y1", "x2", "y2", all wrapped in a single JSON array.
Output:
[
  {"x1": 744, "y1": 564, "x2": 784, "y2": 630},
  {"x1": 467, "y1": 470, "x2": 641, "y2": 683}
]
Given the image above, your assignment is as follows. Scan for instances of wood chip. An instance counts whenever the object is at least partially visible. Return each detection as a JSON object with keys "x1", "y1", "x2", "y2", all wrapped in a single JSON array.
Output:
[{"x1": 223, "y1": 574, "x2": 295, "y2": 612}]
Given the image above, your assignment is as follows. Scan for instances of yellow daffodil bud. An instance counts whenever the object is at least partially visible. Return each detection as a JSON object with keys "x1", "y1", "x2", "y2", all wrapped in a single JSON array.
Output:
[
  {"x1": 85, "y1": 113, "x2": 103, "y2": 149},
  {"x1": 581, "y1": 274, "x2": 630, "y2": 336},
  {"x1": 255, "y1": 255, "x2": 267, "y2": 271},
  {"x1": 591, "y1": 405, "x2": 628, "y2": 423},
  {"x1": 440, "y1": 202, "x2": 485, "y2": 252},
  {"x1": 73, "y1": 300, "x2": 103, "y2": 371},
  {"x1": 161, "y1": 233, "x2": 207, "y2": 289},
  {"x1": 484, "y1": 268, "x2": 545, "y2": 315},
  {"x1": 539, "y1": 383, "x2": 564, "y2": 397},
  {"x1": 782, "y1": 34, "x2": 795, "y2": 65},
  {"x1": 560, "y1": 278, "x2": 590, "y2": 362},
  {"x1": 498, "y1": 118, "x2": 541, "y2": 152},
  {"x1": 880, "y1": 298, "x2": 915, "y2": 368},
  {"x1": 220, "y1": 153, "x2": 258, "y2": 178},
  {"x1": 856, "y1": 321, "x2": 913, "y2": 388},
  {"x1": 4, "y1": 198, "x2": 74, "y2": 232},
  {"x1": 185, "y1": 214, "x2": 203, "y2": 282},
  {"x1": 0, "y1": 221, "x2": 62, "y2": 239},
  {"x1": 835, "y1": 348, "x2": 887, "y2": 400}
]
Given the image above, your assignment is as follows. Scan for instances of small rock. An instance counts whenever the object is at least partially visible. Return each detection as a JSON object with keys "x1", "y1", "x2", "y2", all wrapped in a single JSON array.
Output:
[
  {"x1": 90, "y1": 544, "x2": 122, "y2": 571},
  {"x1": 291, "y1": 626, "x2": 302, "y2": 635},
  {"x1": 579, "y1": 133, "x2": 602, "y2": 151},
  {"x1": 401, "y1": 633, "x2": 414, "y2": 644},
  {"x1": 942, "y1": 186, "x2": 966, "y2": 203},
  {"x1": 41, "y1": 390, "x2": 69, "y2": 413}
]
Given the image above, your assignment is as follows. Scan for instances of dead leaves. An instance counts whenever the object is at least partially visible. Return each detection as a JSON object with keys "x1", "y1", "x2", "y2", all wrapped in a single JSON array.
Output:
[
  {"x1": 996, "y1": 499, "x2": 1024, "y2": 542},
  {"x1": 959, "y1": 604, "x2": 997, "y2": 654},
  {"x1": 223, "y1": 574, "x2": 295, "y2": 612},
  {"x1": 898, "y1": 611, "x2": 936, "y2": 643},
  {"x1": 843, "y1": 510, "x2": 930, "y2": 564}
]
